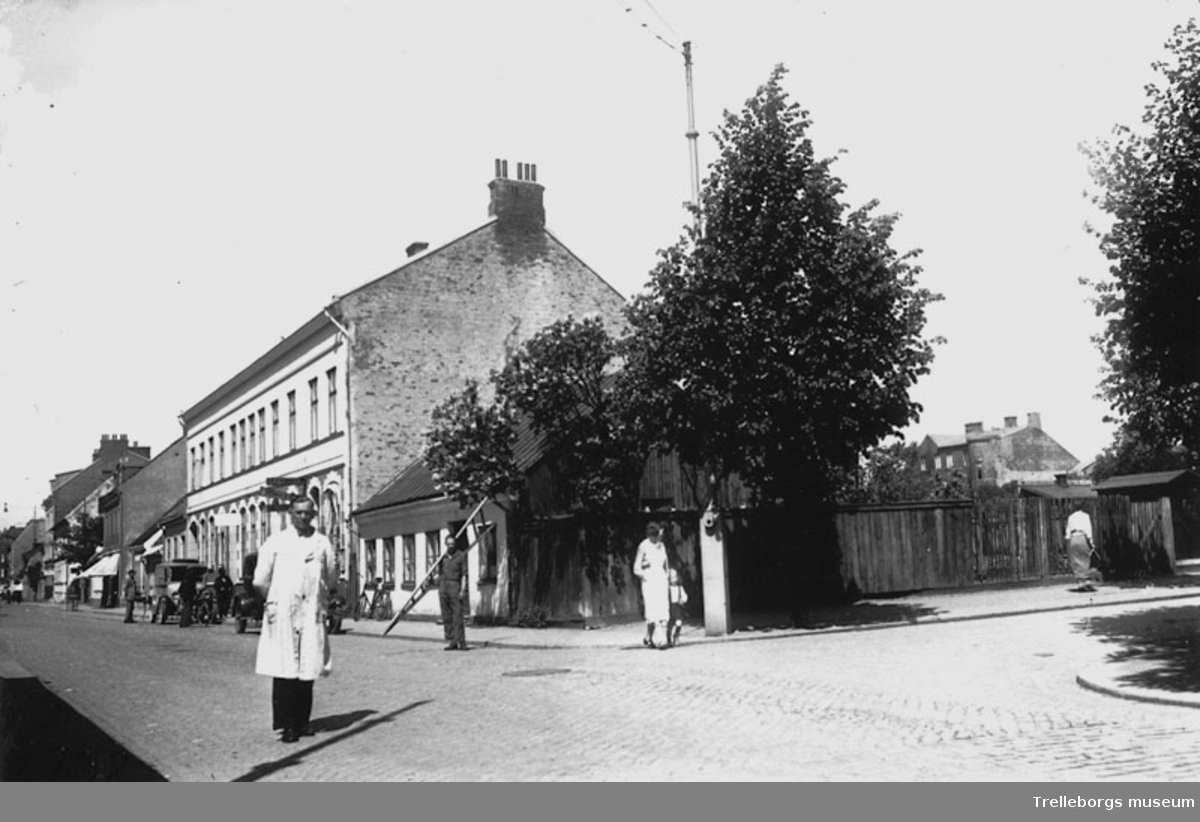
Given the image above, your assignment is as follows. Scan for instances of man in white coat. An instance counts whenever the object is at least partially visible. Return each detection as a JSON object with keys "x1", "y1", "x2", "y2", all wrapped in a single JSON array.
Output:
[{"x1": 254, "y1": 497, "x2": 337, "y2": 743}]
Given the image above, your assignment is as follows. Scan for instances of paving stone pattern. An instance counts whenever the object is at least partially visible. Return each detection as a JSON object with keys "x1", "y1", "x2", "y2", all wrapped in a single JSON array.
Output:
[{"x1": 1, "y1": 599, "x2": 1197, "y2": 781}]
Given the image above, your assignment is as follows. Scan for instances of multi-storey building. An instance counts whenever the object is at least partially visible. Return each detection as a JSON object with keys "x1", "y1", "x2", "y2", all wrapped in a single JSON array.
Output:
[
  {"x1": 179, "y1": 161, "x2": 627, "y2": 600},
  {"x1": 917, "y1": 412, "x2": 1081, "y2": 488}
]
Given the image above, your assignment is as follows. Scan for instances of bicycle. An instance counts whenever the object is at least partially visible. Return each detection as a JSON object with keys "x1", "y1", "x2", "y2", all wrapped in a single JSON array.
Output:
[{"x1": 354, "y1": 579, "x2": 394, "y2": 621}]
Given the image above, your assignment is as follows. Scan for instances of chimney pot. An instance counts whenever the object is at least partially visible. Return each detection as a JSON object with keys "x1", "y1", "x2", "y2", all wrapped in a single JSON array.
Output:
[
  {"x1": 1027, "y1": 412, "x2": 1042, "y2": 429},
  {"x1": 965, "y1": 422, "x2": 984, "y2": 435},
  {"x1": 1004, "y1": 416, "x2": 1017, "y2": 429},
  {"x1": 488, "y1": 158, "x2": 545, "y2": 228}
]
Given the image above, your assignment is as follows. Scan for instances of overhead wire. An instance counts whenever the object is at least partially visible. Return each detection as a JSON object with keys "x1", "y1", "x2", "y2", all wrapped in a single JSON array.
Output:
[{"x1": 612, "y1": 0, "x2": 680, "y2": 52}]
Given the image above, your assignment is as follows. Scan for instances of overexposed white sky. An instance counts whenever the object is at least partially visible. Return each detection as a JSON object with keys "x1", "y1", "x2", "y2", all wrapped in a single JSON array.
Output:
[{"x1": 0, "y1": 0, "x2": 1191, "y2": 527}]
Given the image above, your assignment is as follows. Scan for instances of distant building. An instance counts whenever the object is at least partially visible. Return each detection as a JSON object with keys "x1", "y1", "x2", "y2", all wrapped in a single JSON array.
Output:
[
  {"x1": 43, "y1": 434, "x2": 152, "y2": 605},
  {"x1": 917, "y1": 412, "x2": 1080, "y2": 488}
]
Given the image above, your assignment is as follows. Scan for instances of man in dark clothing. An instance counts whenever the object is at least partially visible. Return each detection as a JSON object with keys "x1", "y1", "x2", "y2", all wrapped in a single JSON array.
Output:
[
  {"x1": 178, "y1": 568, "x2": 198, "y2": 627},
  {"x1": 437, "y1": 535, "x2": 469, "y2": 651},
  {"x1": 122, "y1": 570, "x2": 139, "y2": 623},
  {"x1": 214, "y1": 566, "x2": 234, "y2": 621}
]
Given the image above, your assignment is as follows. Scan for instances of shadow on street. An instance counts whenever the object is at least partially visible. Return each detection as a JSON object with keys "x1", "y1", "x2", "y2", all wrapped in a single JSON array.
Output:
[
  {"x1": 1075, "y1": 604, "x2": 1200, "y2": 694},
  {"x1": 0, "y1": 675, "x2": 165, "y2": 781},
  {"x1": 230, "y1": 700, "x2": 433, "y2": 782}
]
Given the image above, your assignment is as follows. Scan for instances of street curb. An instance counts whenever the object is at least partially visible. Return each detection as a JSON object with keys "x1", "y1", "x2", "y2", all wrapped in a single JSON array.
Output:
[
  {"x1": 372, "y1": 590, "x2": 1200, "y2": 650},
  {"x1": 1076, "y1": 664, "x2": 1200, "y2": 711}
]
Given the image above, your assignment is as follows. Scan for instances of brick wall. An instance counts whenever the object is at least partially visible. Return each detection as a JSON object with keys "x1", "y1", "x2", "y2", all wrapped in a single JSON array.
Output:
[{"x1": 339, "y1": 222, "x2": 627, "y2": 504}]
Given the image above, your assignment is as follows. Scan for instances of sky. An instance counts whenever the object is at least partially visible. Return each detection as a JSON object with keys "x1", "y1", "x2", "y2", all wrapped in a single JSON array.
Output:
[{"x1": 0, "y1": 0, "x2": 1193, "y2": 528}]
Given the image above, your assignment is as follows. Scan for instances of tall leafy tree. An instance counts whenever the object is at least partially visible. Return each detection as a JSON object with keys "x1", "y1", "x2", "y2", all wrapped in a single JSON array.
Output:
[
  {"x1": 1082, "y1": 20, "x2": 1200, "y2": 468},
  {"x1": 625, "y1": 65, "x2": 942, "y2": 506},
  {"x1": 57, "y1": 513, "x2": 104, "y2": 568},
  {"x1": 426, "y1": 316, "x2": 644, "y2": 516}
]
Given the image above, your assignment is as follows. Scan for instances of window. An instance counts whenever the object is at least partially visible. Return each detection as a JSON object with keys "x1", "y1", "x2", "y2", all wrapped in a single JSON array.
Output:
[
  {"x1": 383, "y1": 537, "x2": 395, "y2": 584},
  {"x1": 239, "y1": 420, "x2": 248, "y2": 472},
  {"x1": 271, "y1": 401, "x2": 279, "y2": 459},
  {"x1": 190, "y1": 448, "x2": 197, "y2": 491},
  {"x1": 218, "y1": 432, "x2": 226, "y2": 480},
  {"x1": 424, "y1": 531, "x2": 441, "y2": 576},
  {"x1": 261, "y1": 502, "x2": 270, "y2": 539},
  {"x1": 327, "y1": 367, "x2": 339, "y2": 434},
  {"x1": 404, "y1": 534, "x2": 418, "y2": 588},
  {"x1": 309, "y1": 377, "x2": 319, "y2": 443},
  {"x1": 199, "y1": 442, "x2": 207, "y2": 487},
  {"x1": 250, "y1": 507, "x2": 258, "y2": 551},
  {"x1": 230, "y1": 425, "x2": 238, "y2": 474},
  {"x1": 258, "y1": 410, "x2": 266, "y2": 463},
  {"x1": 248, "y1": 417, "x2": 256, "y2": 468},
  {"x1": 287, "y1": 391, "x2": 297, "y2": 451},
  {"x1": 364, "y1": 539, "x2": 378, "y2": 582},
  {"x1": 207, "y1": 437, "x2": 215, "y2": 484},
  {"x1": 477, "y1": 523, "x2": 497, "y2": 582}
]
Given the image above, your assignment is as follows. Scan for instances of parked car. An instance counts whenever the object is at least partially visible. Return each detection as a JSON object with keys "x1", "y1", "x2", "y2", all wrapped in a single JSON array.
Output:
[
  {"x1": 1, "y1": 581, "x2": 22, "y2": 603},
  {"x1": 150, "y1": 559, "x2": 209, "y2": 624}
]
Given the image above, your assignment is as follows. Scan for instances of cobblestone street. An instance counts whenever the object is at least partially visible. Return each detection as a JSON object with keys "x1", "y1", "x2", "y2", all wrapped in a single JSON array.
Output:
[{"x1": 2, "y1": 596, "x2": 1198, "y2": 781}]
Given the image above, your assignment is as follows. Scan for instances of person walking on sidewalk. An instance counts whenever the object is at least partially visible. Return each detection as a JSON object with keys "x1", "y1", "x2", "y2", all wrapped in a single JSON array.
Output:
[
  {"x1": 437, "y1": 535, "x2": 469, "y2": 651},
  {"x1": 178, "y1": 567, "x2": 198, "y2": 627},
  {"x1": 122, "y1": 570, "x2": 139, "y2": 623},
  {"x1": 633, "y1": 522, "x2": 670, "y2": 649},
  {"x1": 67, "y1": 577, "x2": 81, "y2": 611},
  {"x1": 1066, "y1": 503, "x2": 1102, "y2": 592},
  {"x1": 253, "y1": 497, "x2": 337, "y2": 744}
]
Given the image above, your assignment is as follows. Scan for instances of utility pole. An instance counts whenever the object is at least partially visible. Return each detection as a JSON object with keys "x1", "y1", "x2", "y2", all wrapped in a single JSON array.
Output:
[{"x1": 682, "y1": 40, "x2": 702, "y2": 236}]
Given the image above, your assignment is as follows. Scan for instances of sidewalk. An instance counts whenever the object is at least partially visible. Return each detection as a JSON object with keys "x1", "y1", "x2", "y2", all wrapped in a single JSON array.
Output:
[{"x1": 31, "y1": 574, "x2": 1200, "y2": 708}]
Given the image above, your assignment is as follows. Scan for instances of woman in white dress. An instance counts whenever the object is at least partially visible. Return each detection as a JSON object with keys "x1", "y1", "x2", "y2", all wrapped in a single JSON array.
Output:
[{"x1": 632, "y1": 522, "x2": 671, "y2": 648}]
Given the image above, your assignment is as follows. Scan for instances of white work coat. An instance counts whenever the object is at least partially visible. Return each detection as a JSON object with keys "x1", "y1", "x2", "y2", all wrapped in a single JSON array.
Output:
[{"x1": 253, "y1": 528, "x2": 336, "y2": 681}]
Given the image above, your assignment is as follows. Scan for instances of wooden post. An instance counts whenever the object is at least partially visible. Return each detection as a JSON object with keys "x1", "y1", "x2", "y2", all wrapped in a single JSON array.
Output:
[
  {"x1": 1160, "y1": 496, "x2": 1176, "y2": 572},
  {"x1": 699, "y1": 501, "x2": 730, "y2": 636}
]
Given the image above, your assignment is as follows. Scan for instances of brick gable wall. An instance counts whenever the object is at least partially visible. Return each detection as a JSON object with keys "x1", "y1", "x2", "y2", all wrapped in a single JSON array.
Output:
[{"x1": 339, "y1": 222, "x2": 627, "y2": 505}]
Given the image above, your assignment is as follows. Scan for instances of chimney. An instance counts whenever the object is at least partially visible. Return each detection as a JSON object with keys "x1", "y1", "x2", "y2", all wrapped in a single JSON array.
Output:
[
  {"x1": 1004, "y1": 416, "x2": 1017, "y2": 429},
  {"x1": 406, "y1": 241, "x2": 429, "y2": 258},
  {"x1": 965, "y1": 422, "x2": 984, "y2": 435},
  {"x1": 488, "y1": 158, "x2": 544, "y2": 228},
  {"x1": 1026, "y1": 412, "x2": 1042, "y2": 430}
]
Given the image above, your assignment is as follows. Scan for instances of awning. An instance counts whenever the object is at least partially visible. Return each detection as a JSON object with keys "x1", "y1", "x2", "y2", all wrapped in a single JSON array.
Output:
[
  {"x1": 139, "y1": 528, "x2": 164, "y2": 558},
  {"x1": 81, "y1": 553, "x2": 120, "y2": 578}
]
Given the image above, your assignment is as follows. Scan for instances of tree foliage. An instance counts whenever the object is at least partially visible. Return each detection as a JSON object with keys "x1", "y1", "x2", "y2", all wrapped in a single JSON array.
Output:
[
  {"x1": 57, "y1": 513, "x2": 104, "y2": 568},
  {"x1": 1082, "y1": 20, "x2": 1200, "y2": 468},
  {"x1": 425, "y1": 379, "x2": 519, "y2": 507},
  {"x1": 625, "y1": 65, "x2": 942, "y2": 506},
  {"x1": 1089, "y1": 428, "x2": 1192, "y2": 483},
  {"x1": 426, "y1": 316, "x2": 645, "y2": 515}
]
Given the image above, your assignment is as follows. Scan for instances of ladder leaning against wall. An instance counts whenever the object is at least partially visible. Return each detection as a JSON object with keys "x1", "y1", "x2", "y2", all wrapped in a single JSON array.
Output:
[{"x1": 384, "y1": 497, "x2": 494, "y2": 636}]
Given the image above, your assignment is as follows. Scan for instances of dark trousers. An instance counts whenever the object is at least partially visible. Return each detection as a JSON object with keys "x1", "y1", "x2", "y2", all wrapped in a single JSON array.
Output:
[
  {"x1": 124, "y1": 600, "x2": 136, "y2": 623},
  {"x1": 272, "y1": 678, "x2": 314, "y2": 733},
  {"x1": 439, "y1": 585, "x2": 465, "y2": 647}
]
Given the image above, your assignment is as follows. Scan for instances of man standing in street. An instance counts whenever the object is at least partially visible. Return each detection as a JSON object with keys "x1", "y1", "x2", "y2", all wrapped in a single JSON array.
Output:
[
  {"x1": 214, "y1": 566, "x2": 234, "y2": 622},
  {"x1": 122, "y1": 569, "x2": 139, "y2": 624},
  {"x1": 437, "y1": 534, "x2": 469, "y2": 651},
  {"x1": 178, "y1": 567, "x2": 198, "y2": 627},
  {"x1": 253, "y1": 496, "x2": 337, "y2": 744}
]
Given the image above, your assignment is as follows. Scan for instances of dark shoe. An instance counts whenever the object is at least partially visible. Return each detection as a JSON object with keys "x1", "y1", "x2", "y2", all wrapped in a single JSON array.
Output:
[
  {"x1": 281, "y1": 729, "x2": 300, "y2": 743},
  {"x1": 445, "y1": 644, "x2": 458, "y2": 651}
]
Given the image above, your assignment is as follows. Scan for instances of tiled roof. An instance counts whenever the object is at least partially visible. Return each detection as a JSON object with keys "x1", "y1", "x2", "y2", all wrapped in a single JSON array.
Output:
[
  {"x1": 926, "y1": 433, "x2": 966, "y2": 448},
  {"x1": 1093, "y1": 469, "x2": 1198, "y2": 492},
  {"x1": 1018, "y1": 484, "x2": 1097, "y2": 499},
  {"x1": 356, "y1": 416, "x2": 552, "y2": 515}
]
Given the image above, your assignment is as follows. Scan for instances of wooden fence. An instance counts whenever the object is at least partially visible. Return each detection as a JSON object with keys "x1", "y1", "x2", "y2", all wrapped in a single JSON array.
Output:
[{"x1": 837, "y1": 495, "x2": 1177, "y2": 595}]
